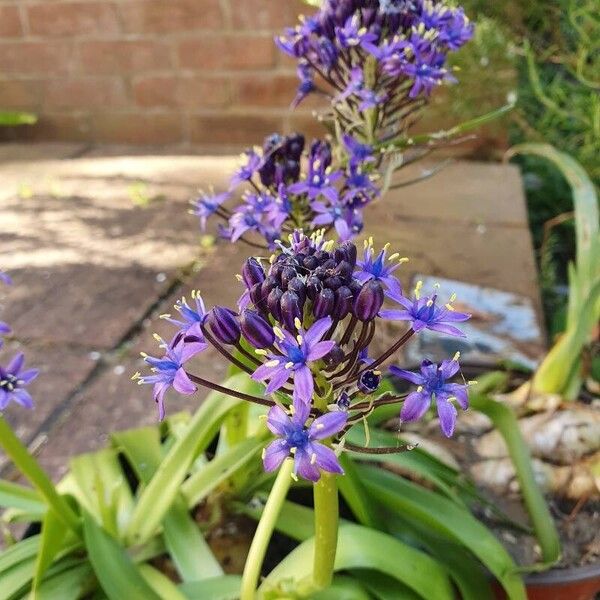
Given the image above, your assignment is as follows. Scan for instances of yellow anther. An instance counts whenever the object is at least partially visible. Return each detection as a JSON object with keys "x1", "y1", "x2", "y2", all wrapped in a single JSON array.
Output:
[
  {"x1": 140, "y1": 352, "x2": 148, "y2": 358},
  {"x1": 445, "y1": 304, "x2": 455, "y2": 311},
  {"x1": 399, "y1": 257, "x2": 409, "y2": 264},
  {"x1": 417, "y1": 385, "x2": 423, "y2": 393},
  {"x1": 388, "y1": 252, "x2": 399, "y2": 261},
  {"x1": 449, "y1": 293, "x2": 457, "y2": 303},
  {"x1": 414, "y1": 280, "x2": 423, "y2": 299},
  {"x1": 290, "y1": 472, "x2": 299, "y2": 482},
  {"x1": 159, "y1": 313, "x2": 171, "y2": 319},
  {"x1": 426, "y1": 299, "x2": 434, "y2": 307},
  {"x1": 235, "y1": 274, "x2": 243, "y2": 281},
  {"x1": 297, "y1": 335, "x2": 303, "y2": 345},
  {"x1": 290, "y1": 447, "x2": 297, "y2": 454},
  {"x1": 131, "y1": 371, "x2": 141, "y2": 381},
  {"x1": 294, "y1": 317, "x2": 302, "y2": 330},
  {"x1": 373, "y1": 370, "x2": 381, "y2": 376},
  {"x1": 273, "y1": 326, "x2": 285, "y2": 339},
  {"x1": 468, "y1": 380, "x2": 478, "y2": 386},
  {"x1": 383, "y1": 243, "x2": 390, "y2": 252},
  {"x1": 255, "y1": 349, "x2": 268, "y2": 355},
  {"x1": 310, "y1": 453, "x2": 317, "y2": 465},
  {"x1": 453, "y1": 351, "x2": 461, "y2": 362},
  {"x1": 152, "y1": 333, "x2": 162, "y2": 342},
  {"x1": 265, "y1": 359, "x2": 280, "y2": 368},
  {"x1": 285, "y1": 361, "x2": 294, "y2": 370}
]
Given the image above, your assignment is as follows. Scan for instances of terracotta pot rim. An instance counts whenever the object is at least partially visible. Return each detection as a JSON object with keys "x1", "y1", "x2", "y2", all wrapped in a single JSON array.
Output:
[{"x1": 524, "y1": 561, "x2": 600, "y2": 585}]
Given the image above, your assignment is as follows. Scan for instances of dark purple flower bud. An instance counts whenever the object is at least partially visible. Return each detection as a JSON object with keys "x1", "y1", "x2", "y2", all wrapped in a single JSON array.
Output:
[
  {"x1": 261, "y1": 275, "x2": 279, "y2": 300},
  {"x1": 354, "y1": 280, "x2": 384, "y2": 321},
  {"x1": 339, "y1": 241, "x2": 357, "y2": 268},
  {"x1": 240, "y1": 309, "x2": 275, "y2": 349},
  {"x1": 208, "y1": 307, "x2": 240, "y2": 345},
  {"x1": 267, "y1": 288, "x2": 283, "y2": 321},
  {"x1": 337, "y1": 391, "x2": 351, "y2": 411},
  {"x1": 325, "y1": 276, "x2": 343, "y2": 291},
  {"x1": 322, "y1": 258, "x2": 337, "y2": 271},
  {"x1": 280, "y1": 290, "x2": 302, "y2": 330},
  {"x1": 285, "y1": 133, "x2": 305, "y2": 160},
  {"x1": 306, "y1": 276, "x2": 322, "y2": 301},
  {"x1": 334, "y1": 260, "x2": 352, "y2": 280},
  {"x1": 303, "y1": 255, "x2": 319, "y2": 270},
  {"x1": 332, "y1": 286, "x2": 353, "y2": 320},
  {"x1": 280, "y1": 266, "x2": 297, "y2": 288},
  {"x1": 242, "y1": 257, "x2": 265, "y2": 289},
  {"x1": 250, "y1": 282, "x2": 263, "y2": 306},
  {"x1": 314, "y1": 250, "x2": 329, "y2": 263},
  {"x1": 357, "y1": 370, "x2": 381, "y2": 394},
  {"x1": 313, "y1": 288, "x2": 335, "y2": 318},
  {"x1": 287, "y1": 277, "x2": 306, "y2": 304},
  {"x1": 323, "y1": 344, "x2": 344, "y2": 369}
]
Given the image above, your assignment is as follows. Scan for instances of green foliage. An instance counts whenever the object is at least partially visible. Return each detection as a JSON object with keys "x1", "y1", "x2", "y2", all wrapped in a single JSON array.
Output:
[
  {"x1": 0, "y1": 374, "x2": 265, "y2": 599},
  {"x1": 0, "y1": 111, "x2": 37, "y2": 126}
]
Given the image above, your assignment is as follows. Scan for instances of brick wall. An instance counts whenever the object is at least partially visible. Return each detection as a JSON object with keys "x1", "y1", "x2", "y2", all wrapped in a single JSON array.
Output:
[{"x1": 0, "y1": 0, "x2": 326, "y2": 148}]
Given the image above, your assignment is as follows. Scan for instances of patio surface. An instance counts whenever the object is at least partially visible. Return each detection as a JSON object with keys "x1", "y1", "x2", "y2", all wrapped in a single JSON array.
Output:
[{"x1": 0, "y1": 142, "x2": 544, "y2": 480}]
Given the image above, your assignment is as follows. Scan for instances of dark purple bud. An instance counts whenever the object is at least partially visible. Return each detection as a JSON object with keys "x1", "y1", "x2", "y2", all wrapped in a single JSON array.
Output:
[
  {"x1": 338, "y1": 241, "x2": 357, "y2": 269},
  {"x1": 208, "y1": 307, "x2": 240, "y2": 345},
  {"x1": 334, "y1": 260, "x2": 352, "y2": 280},
  {"x1": 280, "y1": 266, "x2": 297, "y2": 288},
  {"x1": 357, "y1": 370, "x2": 381, "y2": 394},
  {"x1": 267, "y1": 288, "x2": 283, "y2": 321},
  {"x1": 337, "y1": 391, "x2": 351, "y2": 411},
  {"x1": 322, "y1": 258, "x2": 337, "y2": 271},
  {"x1": 249, "y1": 282, "x2": 263, "y2": 306},
  {"x1": 242, "y1": 257, "x2": 265, "y2": 289},
  {"x1": 285, "y1": 133, "x2": 305, "y2": 160},
  {"x1": 314, "y1": 250, "x2": 329, "y2": 264},
  {"x1": 260, "y1": 275, "x2": 278, "y2": 301},
  {"x1": 323, "y1": 344, "x2": 344, "y2": 369},
  {"x1": 354, "y1": 280, "x2": 384, "y2": 321},
  {"x1": 240, "y1": 309, "x2": 275, "y2": 349},
  {"x1": 313, "y1": 288, "x2": 335, "y2": 318},
  {"x1": 287, "y1": 277, "x2": 306, "y2": 304},
  {"x1": 332, "y1": 286, "x2": 352, "y2": 320},
  {"x1": 281, "y1": 290, "x2": 302, "y2": 330},
  {"x1": 303, "y1": 255, "x2": 319, "y2": 270},
  {"x1": 325, "y1": 276, "x2": 343, "y2": 291},
  {"x1": 306, "y1": 275, "x2": 321, "y2": 301}
]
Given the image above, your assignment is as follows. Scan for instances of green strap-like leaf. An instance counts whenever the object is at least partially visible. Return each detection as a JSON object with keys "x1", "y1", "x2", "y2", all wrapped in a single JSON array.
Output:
[
  {"x1": 0, "y1": 536, "x2": 39, "y2": 575},
  {"x1": 125, "y1": 376, "x2": 245, "y2": 544},
  {"x1": 360, "y1": 466, "x2": 526, "y2": 600},
  {"x1": 0, "y1": 480, "x2": 45, "y2": 515},
  {"x1": 0, "y1": 557, "x2": 37, "y2": 600},
  {"x1": 139, "y1": 564, "x2": 188, "y2": 600},
  {"x1": 111, "y1": 425, "x2": 163, "y2": 484},
  {"x1": 181, "y1": 435, "x2": 265, "y2": 507},
  {"x1": 31, "y1": 564, "x2": 96, "y2": 600},
  {"x1": 32, "y1": 509, "x2": 69, "y2": 593},
  {"x1": 259, "y1": 523, "x2": 454, "y2": 600},
  {"x1": 82, "y1": 511, "x2": 161, "y2": 600},
  {"x1": 179, "y1": 575, "x2": 243, "y2": 600},
  {"x1": 163, "y1": 500, "x2": 223, "y2": 581}
]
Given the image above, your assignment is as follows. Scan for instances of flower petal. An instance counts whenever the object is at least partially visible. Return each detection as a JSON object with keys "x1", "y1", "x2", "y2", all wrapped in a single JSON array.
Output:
[
  {"x1": 309, "y1": 411, "x2": 347, "y2": 440},
  {"x1": 389, "y1": 365, "x2": 424, "y2": 385},
  {"x1": 266, "y1": 405, "x2": 292, "y2": 436},
  {"x1": 265, "y1": 367, "x2": 291, "y2": 395},
  {"x1": 293, "y1": 365, "x2": 313, "y2": 404},
  {"x1": 263, "y1": 439, "x2": 290, "y2": 472},
  {"x1": 294, "y1": 448, "x2": 321, "y2": 482},
  {"x1": 13, "y1": 389, "x2": 34, "y2": 409},
  {"x1": 427, "y1": 323, "x2": 466, "y2": 337},
  {"x1": 378, "y1": 309, "x2": 411, "y2": 321},
  {"x1": 153, "y1": 381, "x2": 170, "y2": 420},
  {"x1": 400, "y1": 391, "x2": 431, "y2": 423},
  {"x1": 252, "y1": 361, "x2": 282, "y2": 381},
  {"x1": 306, "y1": 340, "x2": 336, "y2": 362},
  {"x1": 445, "y1": 383, "x2": 469, "y2": 410},
  {"x1": 304, "y1": 317, "x2": 333, "y2": 346},
  {"x1": 292, "y1": 396, "x2": 310, "y2": 427},
  {"x1": 439, "y1": 359, "x2": 460, "y2": 379},
  {"x1": 309, "y1": 442, "x2": 344, "y2": 475},
  {"x1": 18, "y1": 369, "x2": 39, "y2": 384},
  {"x1": 6, "y1": 353, "x2": 24, "y2": 375},
  {"x1": 436, "y1": 398, "x2": 458, "y2": 437},
  {"x1": 173, "y1": 368, "x2": 197, "y2": 396}
]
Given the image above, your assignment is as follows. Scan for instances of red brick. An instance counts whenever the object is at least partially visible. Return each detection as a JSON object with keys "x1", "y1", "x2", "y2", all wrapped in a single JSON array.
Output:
[
  {"x1": 27, "y1": 2, "x2": 120, "y2": 37},
  {"x1": 231, "y1": 0, "x2": 306, "y2": 30},
  {"x1": 91, "y1": 113, "x2": 183, "y2": 144},
  {"x1": 287, "y1": 112, "x2": 328, "y2": 140},
  {"x1": 232, "y1": 73, "x2": 299, "y2": 107},
  {"x1": 78, "y1": 40, "x2": 171, "y2": 74},
  {"x1": 44, "y1": 78, "x2": 127, "y2": 110},
  {"x1": 0, "y1": 42, "x2": 71, "y2": 74},
  {"x1": 189, "y1": 113, "x2": 284, "y2": 145},
  {"x1": 0, "y1": 113, "x2": 92, "y2": 143},
  {"x1": 133, "y1": 75, "x2": 230, "y2": 109},
  {"x1": 0, "y1": 79, "x2": 41, "y2": 110},
  {"x1": 119, "y1": 0, "x2": 222, "y2": 34},
  {"x1": 0, "y1": 6, "x2": 22, "y2": 37},
  {"x1": 178, "y1": 35, "x2": 275, "y2": 71}
]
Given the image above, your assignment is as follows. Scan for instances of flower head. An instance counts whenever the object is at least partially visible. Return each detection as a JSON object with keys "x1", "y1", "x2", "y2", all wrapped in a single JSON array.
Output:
[
  {"x1": 192, "y1": 191, "x2": 229, "y2": 230},
  {"x1": 263, "y1": 400, "x2": 346, "y2": 481},
  {"x1": 0, "y1": 271, "x2": 12, "y2": 286},
  {"x1": 0, "y1": 353, "x2": 39, "y2": 411},
  {"x1": 355, "y1": 239, "x2": 406, "y2": 298},
  {"x1": 380, "y1": 281, "x2": 470, "y2": 336},
  {"x1": 161, "y1": 291, "x2": 207, "y2": 341},
  {"x1": 390, "y1": 355, "x2": 468, "y2": 436}
]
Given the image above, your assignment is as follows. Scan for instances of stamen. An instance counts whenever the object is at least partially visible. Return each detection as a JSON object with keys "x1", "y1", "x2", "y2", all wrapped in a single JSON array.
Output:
[
  {"x1": 310, "y1": 453, "x2": 317, "y2": 465},
  {"x1": 297, "y1": 335, "x2": 303, "y2": 345},
  {"x1": 453, "y1": 351, "x2": 461, "y2": 361},
  {"x1": 159, "y1": 313, "x2": 171, "y2": 319},
  {"x1": 261, "y1": 448, "x2": 266, "y2": 459},
  {"x1": 131, "y1": 371, "x2": 140, "y2": 381},
  {"x1": 285, "y1": 361, "x2": 294, "y2": 369},
  {"x1": 265, "y1": 359, "x2": 280, "y2": 368},
  {"x1": 388, "y1": 252, "x2": 399, "y2": 261},
  {"x1": 294, "y1": 317, "x2": 302, "y2": 330},
  {"x1": 273, "y1": 327, "x2": 285, "y2": 340},
  {"x1": 255, "y1": 349, "x2": 268, "y2": 355},
  {"x1": 414, "y1": 280, "x2": 423, "y2": 299}
]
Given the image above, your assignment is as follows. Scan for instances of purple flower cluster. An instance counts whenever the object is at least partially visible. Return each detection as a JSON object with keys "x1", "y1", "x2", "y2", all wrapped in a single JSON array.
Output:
[
  {"x1": 0, "y1": 272, "x2": 39, "y2": 411},
  {"x1": 277, "y1": 0, "x2": 473, "y2": 141},
  {"x1": 139, "y1": 232, "x2": 471, "y2": 480},
  {"x1": 192, "y1": 133, "x2": 380, "y2": 249}
]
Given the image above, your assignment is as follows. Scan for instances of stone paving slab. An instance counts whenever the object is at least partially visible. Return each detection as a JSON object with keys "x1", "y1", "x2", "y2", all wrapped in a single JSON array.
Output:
[{"x1": 0, "y1": 150, "x2": 544, "y2": 479}]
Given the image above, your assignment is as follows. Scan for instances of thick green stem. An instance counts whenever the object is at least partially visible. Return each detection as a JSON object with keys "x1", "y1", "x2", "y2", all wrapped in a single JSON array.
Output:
[
  {"x1": 0, "y1": 416, "x2": 80, "y2": 535},
  {"x1": 312, "y1": 472, "x2": 339, "y2": 590},
  {"x1": 240, "y1": 458, "x2": 293, "y2": 600}
]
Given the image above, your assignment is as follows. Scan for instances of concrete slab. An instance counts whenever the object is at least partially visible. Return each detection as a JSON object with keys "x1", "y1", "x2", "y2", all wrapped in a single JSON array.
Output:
[{"x1": 0, "y1": 143, "x2": 88, "y2": 162}]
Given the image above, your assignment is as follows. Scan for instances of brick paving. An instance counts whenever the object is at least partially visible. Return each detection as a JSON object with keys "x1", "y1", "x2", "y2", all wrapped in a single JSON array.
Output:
[{"x1": 0, "y1": 143, "x2": 544, "y2": 479}]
